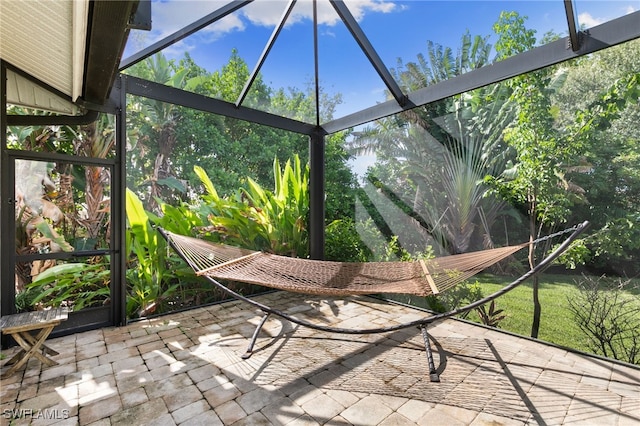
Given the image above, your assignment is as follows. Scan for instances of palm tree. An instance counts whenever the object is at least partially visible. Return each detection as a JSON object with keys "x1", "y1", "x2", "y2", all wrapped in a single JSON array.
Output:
[
  {"x1": 128, "y1": 53, "x2": 187, "y2": 213},
  {"x1": 349, "y1": 32, "x2": 515, "y2": 254},
  {"x1": 77, "y1": 115, "x2": 115, "y2": 243}
]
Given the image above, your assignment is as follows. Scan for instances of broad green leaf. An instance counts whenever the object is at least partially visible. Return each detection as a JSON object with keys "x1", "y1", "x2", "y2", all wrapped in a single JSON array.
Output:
[
  {"x1": 246, "y1": 177, "x2": 268, "y2": 204},
  {"x1": 126, "y1": 188, "x2": 149, "y2": 231},
  {"x1": 156, "y1": 176, "x2": 186, "y2": 192},
  {"x1": 274, "y1": 157, "x2": 282, "y2": 195},
  {"x1": 30, "y1": 263, "x2": 89, "y2": 285},
  {"x1": 194, "y1": 165, "x2": 218, "y2": 199},
  {"x1": 34, "y1": 220, "x2": 74, "y2": 252}
]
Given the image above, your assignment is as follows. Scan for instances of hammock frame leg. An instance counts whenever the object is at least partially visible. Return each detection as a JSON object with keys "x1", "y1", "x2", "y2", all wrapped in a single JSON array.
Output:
[
  {"x1": 242, "y1": 311, "x2": 271, "y2": 359},
  {"x1": 420, "y1": 325, "x2": 440, "y2": 382}
]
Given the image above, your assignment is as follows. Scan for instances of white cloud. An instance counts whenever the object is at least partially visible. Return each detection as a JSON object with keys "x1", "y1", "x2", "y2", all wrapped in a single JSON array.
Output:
[
  {"x1": 240, "y1": 0, "x2": 396, "y2": 27},
  {"x1": 127, "y1": 0, "x2": 397, "y2": 60},
  {"x1": 149, "y1": 1, "x2": 246, "y2": 41},
  {"x1": 344, "y1": 0, "x2": 396, "y2": 19},
  {"x1": 237, "y1": 1, "x2": 291, "y2": 27},
  {"x1": 149, "y1": 0, "x2": 397, "y2": 42},
  {"x1": 577, "y1": 12, "x2": 605, "y2": 28},
  {"x1": 151, "y1": 1, "x2": 220, "y2": 37},
  {"x1": 576, "y1": 2, "x2": 637, "y2": 29}
]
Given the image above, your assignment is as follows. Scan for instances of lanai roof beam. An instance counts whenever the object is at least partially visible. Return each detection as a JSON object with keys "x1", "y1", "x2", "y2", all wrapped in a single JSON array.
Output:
[
  {"x1": 126, "y1": 75, "x2": 315, "y2": 135},
  {"x1": 322, "y1": 10, "x2": 640, "y2": 134}
]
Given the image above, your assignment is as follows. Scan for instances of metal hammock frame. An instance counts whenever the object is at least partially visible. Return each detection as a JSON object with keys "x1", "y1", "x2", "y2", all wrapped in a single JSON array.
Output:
[{"x1": 158, "y1": 221, "x2": 589, "y2": 382}]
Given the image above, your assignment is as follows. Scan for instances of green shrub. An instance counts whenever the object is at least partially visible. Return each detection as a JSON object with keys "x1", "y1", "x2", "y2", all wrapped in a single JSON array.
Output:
[
  {"x1": 424, "y1": 280, "x2": 484, "y2": 318},
  {"x1": 325, "y1": 219, "x2": 372, "y2": 262}
]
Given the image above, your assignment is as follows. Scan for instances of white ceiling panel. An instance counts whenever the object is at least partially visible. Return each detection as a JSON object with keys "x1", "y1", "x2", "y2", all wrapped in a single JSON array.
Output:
[
  {"x1": 0, "y1": 0, "x2": 88, "y2": 113},
  {"x1": 6, "y1": 69, "x2": 80, "y2": 115}
]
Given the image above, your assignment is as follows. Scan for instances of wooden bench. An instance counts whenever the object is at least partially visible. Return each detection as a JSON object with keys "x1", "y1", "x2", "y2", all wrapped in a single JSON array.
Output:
[{"x1": 1, "y1": 308, "x2": 68, "y2": 377}]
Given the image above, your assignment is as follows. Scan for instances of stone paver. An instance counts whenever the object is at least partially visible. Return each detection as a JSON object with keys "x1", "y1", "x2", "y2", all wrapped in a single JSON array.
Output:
[
  {"x1": 79, "y1": 394, "x2": 122, "y2": 424},
  {"x1": 171, "y1": 399, "x2": 211, "y2": 424},
  {"x1": 236, "y1": 386, "x2": 285, "y2": 414},
  {"x1": 1, "y1": 292, "x2": 639, "y2": 425},
  {"x1": 300, "y1": 392, "x2": 346, "y2": 422},
  {"x1": 109, "y1": 397, "x2": 169, "y2": 425},
  {"x1": 215, "y1": 399, "x2": 247, "y2": 424},
  {"x1": 341, "y1": 395, "x2": 394, "y2": 424},
  {"x1": 261, "y1": 396, "x2": 306, "y2": 424}
]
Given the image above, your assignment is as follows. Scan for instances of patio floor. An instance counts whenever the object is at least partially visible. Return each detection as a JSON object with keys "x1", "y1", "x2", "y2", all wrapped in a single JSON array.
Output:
[{"x1": 1, "y1": 292, "x2": 639, "y2": 425}]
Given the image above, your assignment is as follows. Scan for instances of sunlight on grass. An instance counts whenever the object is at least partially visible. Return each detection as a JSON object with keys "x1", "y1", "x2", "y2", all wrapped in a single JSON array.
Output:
[{"x1": 471, "y1": 273, "x2": 640, "y2": 357}]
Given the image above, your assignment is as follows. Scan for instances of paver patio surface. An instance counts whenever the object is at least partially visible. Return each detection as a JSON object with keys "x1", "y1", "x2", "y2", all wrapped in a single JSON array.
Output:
[{"x1": 2, "y1": 292, "x2": 639, "y2": 425}]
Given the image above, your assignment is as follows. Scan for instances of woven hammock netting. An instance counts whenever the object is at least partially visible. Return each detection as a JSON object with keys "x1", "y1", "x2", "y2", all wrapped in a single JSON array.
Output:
[{"x1": 164, "y1": 230, "x2": 529, "y2": 297}]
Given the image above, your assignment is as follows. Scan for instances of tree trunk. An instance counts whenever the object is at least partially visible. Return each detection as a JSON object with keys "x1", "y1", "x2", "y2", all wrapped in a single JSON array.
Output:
[
  {"x1": 149, "y1": 122, "x2": 176, "y2": 213},
  {"x1": 528, "y1": 193, "x2": 541, "y2": 338},
  {"x1": 531, "y1": 273, "x2": 541, "y2": 338}
]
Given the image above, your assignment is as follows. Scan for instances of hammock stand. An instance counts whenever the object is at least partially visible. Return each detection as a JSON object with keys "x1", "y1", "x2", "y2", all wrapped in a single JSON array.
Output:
[{"x1": 158, "y1": 221, "x2": 589, "y2": 382}]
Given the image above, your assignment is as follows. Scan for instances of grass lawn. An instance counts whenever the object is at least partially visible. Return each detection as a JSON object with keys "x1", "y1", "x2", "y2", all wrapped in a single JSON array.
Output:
[{"x1": 468, "y1": 272, "x2": 640, "y2": 361}]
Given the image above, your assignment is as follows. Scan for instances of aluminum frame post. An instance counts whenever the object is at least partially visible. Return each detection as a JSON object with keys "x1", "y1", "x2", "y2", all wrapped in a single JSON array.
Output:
[
  {"x1": 1, "y1": 61, "x2": 13, "y2": 326},
  {"x1": 309, "y1": 129, "x2": 326, "y2": 260},
  {"x1": 113, "y1": 75, "x2": 128, "y2": 326}
]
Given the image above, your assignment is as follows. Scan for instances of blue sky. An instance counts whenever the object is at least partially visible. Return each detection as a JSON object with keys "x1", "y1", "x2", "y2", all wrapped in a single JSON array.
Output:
[{"x1": 124, "y1": 0, "x2": 639, "y2": 119}]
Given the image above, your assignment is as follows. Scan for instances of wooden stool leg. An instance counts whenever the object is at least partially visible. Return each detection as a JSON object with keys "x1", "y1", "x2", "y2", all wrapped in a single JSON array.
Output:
[
  {"x1": 2, "y1": 326, "x2": 57, "y2": 377},
  {"x1": 41, "y1": 344, "x2": 60, "y2": 356},
  {"x1": 3, "y1": 334, "x2": 34, "y2": 377},
  {"x1": 5, "y1": 348, "x2": 26, "y2": 365},
  {"x1": 21, "y1": 329, "x2": 59, "y2": 356},
  {"x1": 23, "y1": 327, "x2": 58, "y2": 366}
]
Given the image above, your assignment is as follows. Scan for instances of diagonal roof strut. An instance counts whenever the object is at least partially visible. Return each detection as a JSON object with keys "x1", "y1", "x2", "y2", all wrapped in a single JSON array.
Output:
[
  {"x1": 330, "y1": 0, "x2": 409, "y2": 108},
  {"x1": 563, "y1": 0, "x2": 581, "y2": 52},
  {"x1": 236, "y1": 0, "x2": 297, "y2": 108},
  {"x1": 119, "y1": 0, "x2": 253, "y2": 71}
]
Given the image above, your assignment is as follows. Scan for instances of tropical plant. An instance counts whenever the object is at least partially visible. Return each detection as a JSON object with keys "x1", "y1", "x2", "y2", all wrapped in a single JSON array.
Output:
[
  {"x1": 125, "y1": 188, "x2": 179, "y2": 317},
  {"x1": 324, "y1": 218, "x2": 372, "y2": 262},
  {"x1": 10, "y1": 113, "x2": 115, "y2": 312},
  {"x1": 424, "y1": 280, "x2": 484, "y2": 319},
  {"x1": 487, "y1": 68, "x2": 640, "y2": 337},
  {"x1": 75, "y1": 116, "x2": 115, "y2": 243},
  {"x1": 557, "y1": 64, "x2": 640, "y2": 276},
  {"x1": 392, "y1": 30, "x2": 493, "y2": 90},
  {"x1": 195, "y1": 155, "x2": 310, "y2": 257},
  {"x1": 476, "y1": 300, "x2": 507, "y2": 327},
  {"x1": 126, "y1": 53, "x2": 189, "y2": 213},
  {"x1": 23, "y1": 262, "x2": 111, "y2": 312},
  {"x1": 324, "y1": 131, "x2": 360, "y2": 222}
]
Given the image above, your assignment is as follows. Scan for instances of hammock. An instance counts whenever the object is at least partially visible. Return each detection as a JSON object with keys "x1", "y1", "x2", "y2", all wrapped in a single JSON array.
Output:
[
  {"x1": 158, "y1": 221, "x2": 589, "y2": 381},
  {"x1": 159, "y1": 232, "x2": 531, "y2": 298}
]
